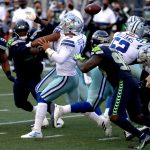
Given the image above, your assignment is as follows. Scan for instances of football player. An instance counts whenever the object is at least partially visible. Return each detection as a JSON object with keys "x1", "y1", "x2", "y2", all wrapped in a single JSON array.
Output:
[
  {"x1": 7, "y1": 19, "x2": 49, "y2": 127},
  {"x1": 51, "y1": 30, "x2": 150, "y2": 149},
  {"x1": 21, "y1": 13, "x2": 87, "y2": 138},
  {"x1": 110, "y1": 17, "x2": 150, "y2": 139}
]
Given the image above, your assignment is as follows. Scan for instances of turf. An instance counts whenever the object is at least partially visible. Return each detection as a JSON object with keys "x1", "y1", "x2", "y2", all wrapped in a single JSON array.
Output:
[{"x1": 0, "y1": 70, "x2": 149, "y2": 150}]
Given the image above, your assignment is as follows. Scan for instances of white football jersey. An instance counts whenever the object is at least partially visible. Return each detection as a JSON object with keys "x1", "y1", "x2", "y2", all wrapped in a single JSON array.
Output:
[
  {"x1": 109, "y1": 31, "x2": 147, "y2": 64},
  {"x1": 54, "y1": 33, "x2": 86, "y2": 76}
]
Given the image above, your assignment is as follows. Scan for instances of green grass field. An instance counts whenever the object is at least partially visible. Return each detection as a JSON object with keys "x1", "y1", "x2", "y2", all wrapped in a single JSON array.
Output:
[{"x1": 0, "y1": 70, "x2": 149, "y2": 150}]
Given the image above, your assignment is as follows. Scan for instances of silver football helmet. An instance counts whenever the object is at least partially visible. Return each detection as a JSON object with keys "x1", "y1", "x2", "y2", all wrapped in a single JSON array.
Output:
[
  {"x1": 126, "y1": 20, "x2": 144, "y2": 37},
  {"x1": 59, "y1": 13, "x2": 84, "y2": 35},
  {"x1": 126, "y1": 15, "x2": 144, "y2": 24}
]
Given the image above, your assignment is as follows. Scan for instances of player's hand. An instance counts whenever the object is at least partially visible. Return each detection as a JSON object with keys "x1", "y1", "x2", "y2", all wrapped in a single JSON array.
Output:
[
  {"x1": 74, "y1": 54, "x2": 85, "y2": 61},
  {"x1": 37, "y1": 38, "x2": 51, "y2": 51},
  {"x1": 26, "y1": 11, "x2": 36, "y2": 21}
]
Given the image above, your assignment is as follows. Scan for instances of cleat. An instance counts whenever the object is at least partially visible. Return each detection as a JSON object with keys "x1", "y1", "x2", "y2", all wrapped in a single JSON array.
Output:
[
  {"x1": 124, "y1": 127, "x2": 150, "y2": 141},
  {"x1": 124, "y1": 131, "x2": 135, "y2": 141},
  {"x1": 51, "y1": 104, "x2": 63, "y2": 128},
  {"x1": 98, "y1": 115, "x2": 112, "y2": 137},
  {"x1": 21, "y1": 130, "x2": 43, "y2": 138},
  {"x1": 135, "y1": 133, "x2": 150, "y2": 149},
  {"x1": 56, "y1": 118, "x2": 64, "y2": 128}
]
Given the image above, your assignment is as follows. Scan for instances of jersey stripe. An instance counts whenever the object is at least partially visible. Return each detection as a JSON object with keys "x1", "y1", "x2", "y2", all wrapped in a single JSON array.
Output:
[{"x1": 61, "y1": 40, "x2": 75, "y2": 47}]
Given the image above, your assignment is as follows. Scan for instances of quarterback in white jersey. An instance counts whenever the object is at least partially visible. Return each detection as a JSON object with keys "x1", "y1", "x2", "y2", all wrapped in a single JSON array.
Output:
[{"x1": 21, "y1": 13, "x2": 86, "y2": 138}]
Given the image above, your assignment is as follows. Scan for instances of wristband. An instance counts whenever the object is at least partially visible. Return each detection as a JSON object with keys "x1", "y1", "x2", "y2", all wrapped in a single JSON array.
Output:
[{"x1": 45, "y1": 48, "x2": 55, "y2": 57}]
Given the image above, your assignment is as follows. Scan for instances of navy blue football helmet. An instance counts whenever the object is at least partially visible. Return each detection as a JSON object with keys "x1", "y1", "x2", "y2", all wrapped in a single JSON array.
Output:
[
  {"x1": 91, "y1": 30, "x2": 110, "y2": 47},
  {"x1": 14, "y1": 19, "x2": 30, "y2": 39}
]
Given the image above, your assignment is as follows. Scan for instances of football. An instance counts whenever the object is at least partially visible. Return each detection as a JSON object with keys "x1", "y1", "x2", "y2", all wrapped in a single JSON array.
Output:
[{"x1": 84, "y1": 3, "x2": 101, "y2": 15}]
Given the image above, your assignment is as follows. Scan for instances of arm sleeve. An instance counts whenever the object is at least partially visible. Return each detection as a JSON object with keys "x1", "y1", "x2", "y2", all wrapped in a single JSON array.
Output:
[{"x1": 49, "y1": 45, "x2": 74, "y2": 64}]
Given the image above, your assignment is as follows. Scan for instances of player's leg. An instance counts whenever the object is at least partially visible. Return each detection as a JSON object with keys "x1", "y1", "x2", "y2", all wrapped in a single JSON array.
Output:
[
  {"x1": 21, "y1": 75, "x2": 79, "y2": 138},
  {"x1": 109, "y1": 78, "x2": 150, "y2": 149},
  {"x1": 29, "y1": 76, "x2": 49, "y2": 128},
  {"x1": 13, "y1": 79, "x2": 32, "y2": 111},
  {"x1": 51, "y1": 68, "x2": 112, "y2": 136}
]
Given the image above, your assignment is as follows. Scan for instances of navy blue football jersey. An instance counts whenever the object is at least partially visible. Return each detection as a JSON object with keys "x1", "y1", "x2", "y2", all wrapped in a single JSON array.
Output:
[{"x1": 91, "y1": 44, "x2": 131, "y2": 86}]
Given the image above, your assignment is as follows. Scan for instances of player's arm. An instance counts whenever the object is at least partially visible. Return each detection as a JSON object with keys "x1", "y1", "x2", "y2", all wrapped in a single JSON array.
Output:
[
  {"x1": 37, "y1": 38, "x2": 73, "y2": 64},
  {"x1": 0, "y1": 51, "x2": 15, "y2": 82},
  {"x1": 76, "y1": 54, "x2": 102, "y2": 73},
  {"x1": 31, "y1": 32, "x2": 60, "y2": 47}
]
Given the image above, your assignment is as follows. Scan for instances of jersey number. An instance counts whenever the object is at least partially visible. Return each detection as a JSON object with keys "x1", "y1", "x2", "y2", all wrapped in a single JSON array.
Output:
[{"x1": 110, "y1": 37, "x2": 130, "y2": 53}]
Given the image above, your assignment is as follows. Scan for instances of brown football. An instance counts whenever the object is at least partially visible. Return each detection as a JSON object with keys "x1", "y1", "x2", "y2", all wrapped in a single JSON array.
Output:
[{"x1": 84, "y1": 3, "x2": 101, "y2": 15}]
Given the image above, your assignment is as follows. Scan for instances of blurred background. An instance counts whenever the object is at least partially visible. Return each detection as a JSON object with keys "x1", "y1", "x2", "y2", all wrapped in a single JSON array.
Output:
[{"x1": 0, "y1": 0, "x2": 148, "y2": 41}]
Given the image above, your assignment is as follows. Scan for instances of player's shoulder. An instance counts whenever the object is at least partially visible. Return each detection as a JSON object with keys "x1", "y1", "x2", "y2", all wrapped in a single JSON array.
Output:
[
  {"x1": 7, "y1": 37, "x2": 24, "y2": 47},
  {"x1": 91, "y1": 43, "x2": 109, "y2": 55}
]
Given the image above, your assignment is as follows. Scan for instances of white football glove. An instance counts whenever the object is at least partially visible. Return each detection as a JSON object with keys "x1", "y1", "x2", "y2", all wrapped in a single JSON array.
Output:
[{"x1": 26, "y1": 11, "x2": 36, "y2": 21}]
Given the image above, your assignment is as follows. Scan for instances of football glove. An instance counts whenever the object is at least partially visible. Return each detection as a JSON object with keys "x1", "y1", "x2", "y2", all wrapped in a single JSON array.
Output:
[{"x1": 74, "y1": 54, "x2": 85, "y2": 61}]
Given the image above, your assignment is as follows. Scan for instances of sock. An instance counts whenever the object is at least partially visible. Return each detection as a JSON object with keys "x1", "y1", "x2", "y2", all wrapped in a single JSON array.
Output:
[
  {"x1": 62, "y1": 105, "x2": 71, "y2": 113},
  {"x1": 71, "y1": 101, "x2": 93, "y2": 113},
  {"x1": 85, "y1": 112, "x2": 104, "y2": 125},
  {"x1": 34, "y1": 103, "x2": 47, "y2": 132},
  {"x1": 95, "y1": 107, "x2": 102, "y2": 115}
]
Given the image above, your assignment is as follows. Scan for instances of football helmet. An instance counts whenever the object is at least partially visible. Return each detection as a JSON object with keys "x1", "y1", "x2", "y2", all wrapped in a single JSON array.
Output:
[
  {"x1": 91, "y1": 30, "x2": 110, "y2": 47},
  {"x1": 14, "y1": 19, "x2": 30, "y2": 40},
  {"x1": 59, "y1": 13, "x2": 84, "y2": 35},
  {"x1": 126, "y1": 20, "x2": 144, "y2": 37},
  {"x1": 126, "y1": 15, "x2": 144, "y2": 24}
]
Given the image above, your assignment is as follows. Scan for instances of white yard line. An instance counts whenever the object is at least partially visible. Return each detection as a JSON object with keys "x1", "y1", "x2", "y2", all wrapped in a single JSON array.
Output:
[
  {"x1": 0, "y1": 132, "x2": 7, "y2": 135},
  {"x1": 0, "y1": 93, "x2": 13, "y2": 96},
  {"x1": 44, "y1": 135, "x2": 64, "y2": 138},
  {"x1": 98, "y1": 137, "x2": 121, "y2": 141},
  {"x1": 0, "y1": 109, "x2": 9, "y2": 112},
  {"x1": 0, "y1": 114, "x2": 84, "y2": 125}
]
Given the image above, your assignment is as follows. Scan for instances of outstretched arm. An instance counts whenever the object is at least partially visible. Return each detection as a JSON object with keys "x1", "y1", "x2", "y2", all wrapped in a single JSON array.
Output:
[
  {"x1": 76, "y1": 54, "x2": 102, "y2": 73},
  {"x1": 31, "y1": 32, "x2": 60, "y2": 47}
]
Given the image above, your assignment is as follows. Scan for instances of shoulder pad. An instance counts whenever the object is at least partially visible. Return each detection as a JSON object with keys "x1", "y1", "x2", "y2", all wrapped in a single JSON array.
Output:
[
  {"x1": 7, "y1": 38, "x2": 25, "y2": 47},
  {"x1": 61, "y1": 39, "x2": 75, "y2": 47}
]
